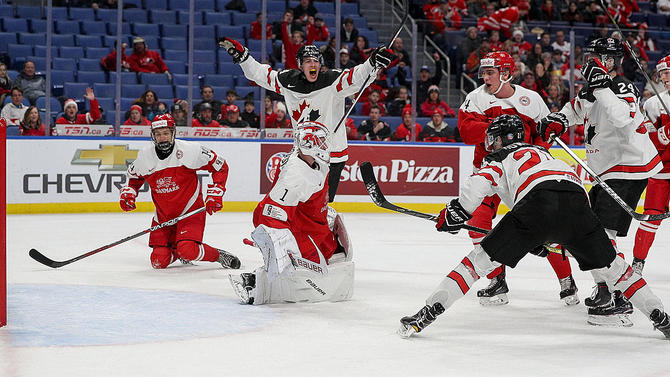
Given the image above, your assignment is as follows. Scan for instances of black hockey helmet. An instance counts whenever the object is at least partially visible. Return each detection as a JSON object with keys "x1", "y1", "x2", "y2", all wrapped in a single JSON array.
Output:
[
  {"x1": 485, "y1": 114, "x2": 525, "y2": 152},
  {"x1": 585, "y1": 37, "x2": 624, "y2": 71},
  {"x1": 296, "y1": 45, "x2": 323, "y2": 66}
]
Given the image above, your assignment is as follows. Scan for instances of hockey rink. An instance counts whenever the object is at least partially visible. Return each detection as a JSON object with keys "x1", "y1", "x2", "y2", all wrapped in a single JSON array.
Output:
[{"x1": 2, "y1": 211, "x2": 669, "y2": 377}]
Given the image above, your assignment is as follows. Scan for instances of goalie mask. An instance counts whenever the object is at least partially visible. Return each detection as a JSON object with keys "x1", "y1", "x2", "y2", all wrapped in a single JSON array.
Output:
[
  {"x1": 585, "y1": 37, "x2": 624, "y2": 72},
  {"x1": 485, "y1": 114, "x2": 525, "y2": 152},
  {"x1": 294, "y1": 121, "x2": 330, "y2": 163},
  {"x1": 478, "y1": 51, "x2": 515, "y2": 95},
  {"x1": 151, "y1": 113, "x2": 176, "y2": 152}
]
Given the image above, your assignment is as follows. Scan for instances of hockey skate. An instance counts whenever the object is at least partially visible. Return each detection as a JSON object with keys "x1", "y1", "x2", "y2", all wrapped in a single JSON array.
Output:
[
  {"x1": 229, "y1": 272, "x2": 255, "y2": 304},
  {"x1": 178, "y1": 258, "x2": 194, "y2": 265},
  {"x1": 587, "y1": 291, "x2": 634, "y2": 327},
  {"x1": 584, "y1": 282, "x2": 611, "y2": 308},
  {"x1": 398, "y1": 303, "x2": 445, "y2": 339},
  {"x1": 649, "y1": 309, "x2": 670, "y2": 339},
  {"x1": 477, "y1": 272, "x2": 509, "y2": 306},
  {"x1": 631, "y1": 258, "x2": 645, "y2": 276},
  {"x1": 559, "y1": 275, "x2": 579, "y2": 306},
  {"x1": 218, "y1": 250, "x2": 241, "y2": 269}
]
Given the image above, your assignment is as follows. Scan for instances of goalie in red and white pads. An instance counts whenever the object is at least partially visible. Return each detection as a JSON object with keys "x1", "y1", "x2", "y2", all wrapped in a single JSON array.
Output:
[
  {"x1": 229, "y1": 122, "x2": 354, "y2": 304},
  {"x1": 120, "y1": 114, "x2": 241, "y2": 270}
]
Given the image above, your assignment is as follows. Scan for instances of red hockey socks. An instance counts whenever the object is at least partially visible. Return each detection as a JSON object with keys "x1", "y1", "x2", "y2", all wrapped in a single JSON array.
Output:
[{"x1": 546, "y1": 252, "x2": 572, "y2": 280}]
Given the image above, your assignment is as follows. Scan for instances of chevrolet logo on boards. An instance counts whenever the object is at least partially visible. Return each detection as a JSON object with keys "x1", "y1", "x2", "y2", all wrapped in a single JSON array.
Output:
[{"x1": 71, "y1": 145, "x2": 139, "y2": 171}]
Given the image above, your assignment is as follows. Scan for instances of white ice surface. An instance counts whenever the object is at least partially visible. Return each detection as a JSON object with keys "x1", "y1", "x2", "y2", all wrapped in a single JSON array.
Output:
[{"x1": 2, "y1": 212, "x2": 669, "y2": 377}]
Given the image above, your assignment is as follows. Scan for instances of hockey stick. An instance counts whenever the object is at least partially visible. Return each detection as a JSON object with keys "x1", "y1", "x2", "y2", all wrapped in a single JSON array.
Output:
[
  {"x1": 552, "y1": 136, "x2": 670, "y2": 221},
  {"x1": 28, "y1": 207, "x2": 207, "y2": 268},
  {"x1": 332, "y1": 0, "x2": 409, "y2": 134},
  {"x1": 359, "y1": 161, "x2": 489, "y2": 234}
]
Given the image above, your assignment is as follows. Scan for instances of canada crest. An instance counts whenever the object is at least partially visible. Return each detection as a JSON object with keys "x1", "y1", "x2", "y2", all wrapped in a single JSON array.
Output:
[{"x1": 292, "y1": 100, "x2": 321, "y2": 123}]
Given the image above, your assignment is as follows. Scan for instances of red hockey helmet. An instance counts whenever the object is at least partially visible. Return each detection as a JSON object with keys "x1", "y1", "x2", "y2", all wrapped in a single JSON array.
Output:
[
  {"x1": 657, "y1": 55, "x2": 670, "y2": 73},
  {"x1": 151, "y1": 113, "x2": 176, "y2": 151},
  {"x1": 478, "y1": 51, "x2": 515, "y2": 79}
]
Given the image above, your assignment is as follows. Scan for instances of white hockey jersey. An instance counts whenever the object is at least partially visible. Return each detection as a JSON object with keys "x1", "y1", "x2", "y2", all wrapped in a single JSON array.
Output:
[
  {"x1": 559, "y1": 76, "x2": 661, "y2": 180},
  {"x1": 642, "y1": 90, "x2": 670, "y2": 179},
  {"x1": 460, "y1": 143, "x2": 586, "y2": 213},
  {"x1": 240, "y1": 56, "x2": 375, "y2": 163}
]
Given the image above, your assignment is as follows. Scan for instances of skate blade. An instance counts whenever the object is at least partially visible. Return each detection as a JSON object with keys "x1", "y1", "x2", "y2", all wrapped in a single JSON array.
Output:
[
  {"x1": 562, "y1": 294, "x2": 580, "y2": 306},
  {"x1": 397, "y1": 324, "x2": 417, "y2": 339},
  {"x1": 228, "y1": 274, "x2": 252, "y2": 304},
  {"x1": 587, "y1": 314, "x2": 633, "y2": 327},
  {"x1": 479, "y1": 293, "x2": 509, "y2": 306}
]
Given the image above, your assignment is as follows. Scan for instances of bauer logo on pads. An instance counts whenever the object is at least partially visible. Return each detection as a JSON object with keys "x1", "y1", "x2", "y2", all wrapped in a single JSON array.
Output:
[{"x1": 71, "y1": 144, "x2": 139, "y2": 171}]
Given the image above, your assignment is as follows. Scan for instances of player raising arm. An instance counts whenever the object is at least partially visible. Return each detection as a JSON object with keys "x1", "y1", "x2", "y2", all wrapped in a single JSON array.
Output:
[{"x1": 119, "y1": 114, "x2": 241, "y2": 269}]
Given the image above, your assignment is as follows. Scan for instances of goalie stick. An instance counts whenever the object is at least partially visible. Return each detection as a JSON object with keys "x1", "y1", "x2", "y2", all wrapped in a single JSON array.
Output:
[{"x1": 29, "y1": 207, "x2": 206, "y2": 268}]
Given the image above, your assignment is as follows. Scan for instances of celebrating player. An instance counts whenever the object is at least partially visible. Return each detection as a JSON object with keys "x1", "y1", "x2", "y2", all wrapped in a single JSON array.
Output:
[
  {"x1": 218, "y1": 37, "x2": 395, "y2": 202},
  {"x1": 119, "y1": 114, "x2": 241, "y2": 270},
  {"x1": 632, "y1": 55, "x2": 670, "y2": 275},
  {"x1": 398, "y1": 115, "x2": 670, "y2": 340},
  {"x1": 539, "y1": 37, "x2": 662, "y2": 326},
  {"x1": 229, "y1": 122, "x2": 354, "y2": 305},
  {"x1": 458, "y1": 51, "x2": 578, "y2": 306}
]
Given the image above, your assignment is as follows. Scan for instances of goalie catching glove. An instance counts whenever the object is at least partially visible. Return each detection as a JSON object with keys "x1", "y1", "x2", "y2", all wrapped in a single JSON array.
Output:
[
  {"x1": 119, "y1": 186, "x2": 137, "y2": 212},
  {"x1": 218, "y1": 37, "x2": 249, "y2": 64},
  {"x1": 581, "y1": 58, "x2": 611, "y2": 90},
  {"x1": 369, "y1": 46, "x2": 396, "y2": 70},
  {"x1": 436, "y1": 199, "x2": 472, "y2": 234},
  {"x1": 537, "y1": 112, "x2": 569, "y2": 142},
  {"x1": 205, "y1": 183, "x2": 225, "y2": 215}
]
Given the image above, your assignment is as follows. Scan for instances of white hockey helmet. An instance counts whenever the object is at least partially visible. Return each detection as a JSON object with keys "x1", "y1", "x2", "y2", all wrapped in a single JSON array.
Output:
[{"x1": 294, "y1": 121, "x2": 330, "y2": 163}]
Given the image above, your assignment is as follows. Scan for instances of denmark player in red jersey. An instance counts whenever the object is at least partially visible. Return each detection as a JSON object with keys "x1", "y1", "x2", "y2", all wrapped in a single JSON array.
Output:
[
  {"x1": 229, "y1": 122, "x2": 353, "y2": 305},
  {"x1": 119, "y1": 114, "x2": 241, "y2": 269},
  {"x1": 458, "y1": 51, "x2": 577, "y2": 306}
]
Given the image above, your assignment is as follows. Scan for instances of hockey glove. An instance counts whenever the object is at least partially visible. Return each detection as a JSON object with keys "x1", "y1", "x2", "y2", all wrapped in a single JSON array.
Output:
[
  {"x1": 119, "y1": 186, "x2": 137, "y2": 212},
  {"x1": 537, "y1": 112, "x2": 568, "y2": 141},
  {"x1": 205, "y1": 183, "x2": 225, "y2": 215},
  {"x1": 656, "y1": 126, "x2": 670, "y2": 145},
  {"x1": 581, "y1": 58, "x2": 611, "y2": 90},
  {"x1": 218, "y1": 37, "x2": 249, "y2": 64},
  {"x1": 436, "y1": 199, "x2": 472, "y2": 234},
  {"x1": 369, "y1": 46, "x2": 396, "y2": 70}
]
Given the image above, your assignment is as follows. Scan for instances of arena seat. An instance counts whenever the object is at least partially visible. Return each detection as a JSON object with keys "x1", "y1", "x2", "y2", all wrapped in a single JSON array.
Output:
[
  {"x1": 77, "y1": 71, "x2": 107, "y2": 86},
  {"x1": 59, "y1": 46, "x2": 85, "y2": 60},
  {"x1": 110, "y1": 72, "x2": 139, "y2": 85},
  {"x1": 55, "y1": 20, "x2": 81, "y2": 35},
  {"x1": 132, "y1": 23, "x2": 160, "y2": 37},
  {"x1": 161, "y1": 24, "x2": 187, "y2": 38},
  {"x1": 94, "y1": 83, "x2": 116, "y2": 98},
  {"x1": 80, "y1": 21, "x2": 107, "y2": 35},
  {"x1": 177, "y1": 10, "x2": 204, "y2": 25},
  {"x1": 140, "y1": 72, "x2": 171, "y2": 86},
  {"x1": 151, "y1": 84, "x2": 175, "y2": 100},
  {"x1": 69, "y1": 8, "x2": 95, "y2": 21},
  {"x1": 85, "y1": 47, "x2": 110, "y2": 60},
  {"x1": 2, "y1": 18, "x2": 29, "y2": 33},
  {"x1": 205, "y1": 12, "x2": 231, "y2": 26},
  {"x1": 151, "y1": 10, "x2": 178, "y2": 24}
]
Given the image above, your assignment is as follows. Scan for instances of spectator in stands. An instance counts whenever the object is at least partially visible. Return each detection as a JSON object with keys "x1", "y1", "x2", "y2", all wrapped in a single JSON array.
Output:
[
  {"x1": 489, "y1": 30, "x2": 503, "y2": 52},
  {"x1": 512, "y1": 60, "x2": 526, "y2": 84},
  {"x1": 132, "y1": 90, "x2": 160, "y2": 122},
  {"x1": 551, "y1": 30, "x2": 570, "y2": 60},
  {"x1": 293, "y1": 0, "x2": 318, "y2": 26},
  {"x1": 350, "y1": 35, "x2": 372, "y2": 65},
  {"x1": 534, "y1": 62, "x2": 551, "y2": 93},
  {"x1": 171, "y1": 100, "x2": 188, "y2": 127},
  {"x1": 550, "y1": 50, "x2": 564, "y2": 72},
  {"x1": 156, "y1": 101, "x2": 168, "y2": 116},
  {"x1": 427, "y1": 1, "x2": 462, "y2": 48},
  {"x1": 511, "y1": 29, "x2": 532, "y2": 59},
  {"x1": 100, "y1": 42, "x2": 130, "y2": 72},
  {"x1": 582, "y1": 1, "x2": 605, "y2": 24},
  {"x1": 634, "y1": 27, "x2": 656, "y2": 54},
  {"x1": 539, "y1": 32, "x2": 553, "y2": 53},
  {"x1": 659, "y1": 0, "x2": 670, "y2": 14},
  {"x1": 306, "y1": 15, "x2": 330, "y2": 42},
  {"x1": 345, "y1": 117, "x2": 359, "y2": 140},
  {"x1": 520, "y1": 70, "x2": 540, "y2": 92},
  {"x1": 281, "y1": 21, "x2": 306, "y2": 69},
  {"x1": 0, "y1": 63, "x2": 12, "y2": 105},
  {"x1": 266, "y1": 101, "x2": 291, "y2": 128},
  {"x1": 466, "y1": 0, "x2": 486, "y2": 18},
  {"x1": 127, "y1": 37, "x2": 171, "y2": 79},
  {"x1": 539, "y1": 0, "x2": 561, "y2": 21},
  {"x1": 420, "y1": 85, "x2": 456, "y2": 117},
  {"x1": 263, "y1": 96, "x2": 274, "y2": 125},
  {"x1": 273, "y1": 10, "x2": 302, "y2": 41},
  {"x1": 419, "y1": 108, "x2": 458, "y2": 142},
  {"x1": 339, "y1": 48, "x2": 356, "y2": 69},
  {"x1": 192, "y1": 102, "x2": 220, "y2": 127},
  {"x1": 225, "y1": 89, "x2": 238, "y2": 106},
  {"x1": 391, "y1": 37, "x2": 412, "y2": 68},
  {"x1": 544, "y1": 84, "x2": 563, "y2": 109},
  {"x1": 194, "y1": 86, "x2": 223, "y2": 121},
  {"x1": 0, "y1": 87, "x2": 27, "y2": 126},
  {"x1": 413, "y1": 55, "x2": 444, "y2": 106},
  {"x1": 387, "y1": 85, "x2": 410, "y2": 116},
  {"x1": 465, "y1": 38, "x2": 491, "y2": 78},
  {"x1": 525, "y1": 42, "x2": 543, "y2": 70},
  {"x1": 460, "y1": 26, "x2": 481, "y2": 63},
  {"x1": 19, "y1": 106, "x2": 46, "y2": 136},
  {"x1": 563, "y1": 2, "x2": 584, "y2": 24},
  {"x1": 223, "y1": 0, "x2": 246, "y2": 12},
  {"x1": 220, "y1": 104, "x2": 250, "y2": 128},
  {"x1": 393, "y1": 108, "x2": 422, "y2": 142},
  {"x1": 357, "y1": 105, "x2": 391, "y2": 141},
  {"x1": 13, "y1": 61, "x2": 45, "y2": 106},
  {"x1": 320, "y1": 37, "x2": 337, "y2": 68},
  {"x1": 123, "y1": 105, "x2": 151, "y2": 126},
  {"x1": 250, "y1": 12, "x2": 274, "y2": 40},
  {"x1": 56, "y1": 88, "x2": 101, "y2": 125},
  {"x1": 477, "y1": 4, "x2": 523, "y2": 38},
  {"x1": 362, "y1": 89, "x2": 386, "y2": 116},
  {"x1": 341, "y1": 18, "x2": 359, "y2": 43},
  {"x1": 241, "y1": 100, "x2": 259, "y2": 128}
]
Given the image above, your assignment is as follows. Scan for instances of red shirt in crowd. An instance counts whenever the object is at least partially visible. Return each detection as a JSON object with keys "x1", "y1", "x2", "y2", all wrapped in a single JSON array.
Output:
[
  {"x1": 127, "y1": 49, "x2": 169, "y2": 73},
  {"x1": 55, "y1": 99, "x2": 102, "y2": 124},
  {"x1": 250, "y1": 20, "x2": 273, "y2": 40}
]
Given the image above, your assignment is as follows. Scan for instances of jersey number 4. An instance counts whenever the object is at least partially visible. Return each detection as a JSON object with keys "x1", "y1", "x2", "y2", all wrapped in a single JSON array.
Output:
[{"x1": 513, "y1": 148, "x2": 550, "y2": 174}]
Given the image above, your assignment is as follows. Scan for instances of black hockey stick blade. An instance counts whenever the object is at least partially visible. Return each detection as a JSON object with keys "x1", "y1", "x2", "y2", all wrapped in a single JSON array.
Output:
[
  {"x1": 360, "y1": 161, "x2": 488, "y2": 234},
  {"x1": 29, "y1": 248, "x2": 70, "y2": 268}
]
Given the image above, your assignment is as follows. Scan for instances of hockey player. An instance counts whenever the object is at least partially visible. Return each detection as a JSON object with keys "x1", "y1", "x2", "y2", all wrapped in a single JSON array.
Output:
[
  {"x1": 398, "y1": 114, "x2": 670, "y2": 339},
  {"x1": 119, "y1": 114, "x2": 241, "y2": 270},
  {"x1": 538, "y1": 37, "x2": 662, "y2": 326},
  {"x1": 632, "y1": 55, "x2": 670, "y2": 275},
  {"x1": 218, "y1": 37, "x2": 395, "y2": 202},
  {"x1": 458, "y1": 51, "x2": 578, "y2": 306},
  {"x1": 228, "y1": 122, "x2": 354, "y2": 304}
]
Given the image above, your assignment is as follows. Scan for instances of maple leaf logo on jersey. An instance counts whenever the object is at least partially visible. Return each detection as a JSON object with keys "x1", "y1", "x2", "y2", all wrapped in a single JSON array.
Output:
[
  {"x1": 586, "y1": 124, "x2": 597, "y2": 145},
  {"x1": 292, "y1": 100, "x2": 310, "y2": 122}
]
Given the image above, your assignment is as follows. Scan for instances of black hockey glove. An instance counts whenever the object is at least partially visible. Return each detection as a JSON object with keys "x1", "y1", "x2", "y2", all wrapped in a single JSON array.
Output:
[
  {"x1": 581, "y1": 58, "x2": 611, "y2": 90},
  {"x1": 369, "y1": 46, "x2": 396, "y2": 70},
  {"x1": 436, "y1": 199, "x2": 472, "y2": 234},
  {"x1": 537, "y1": 112, "x2": 568, "y2": 142},
  {"x1": 218, "y1": 37, "x2": 249, "y2": 64}
]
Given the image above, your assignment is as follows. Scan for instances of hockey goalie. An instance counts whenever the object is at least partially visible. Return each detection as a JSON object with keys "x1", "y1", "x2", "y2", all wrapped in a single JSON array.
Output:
[{"x1": 229, "y1": 122, "x2": 354, "y2": 304}]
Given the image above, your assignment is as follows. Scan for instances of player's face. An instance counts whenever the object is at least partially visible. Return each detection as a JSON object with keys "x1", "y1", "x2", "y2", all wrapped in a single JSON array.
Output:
[
  {"x1": 661, "y1": 70, "x2": 670, "y2": 90},
  {"x1": 153, "y1": 127, "x2": 172, "y2": 143},
  {"x1": 482, "y1": 68, "x2": 502, "y2": 93},
  {"x1": 588, "y1": 53, "x2": 614, "y2": 72},
  {"x1": 301, "y1": 57, "x2": 321, "y2": 82}
]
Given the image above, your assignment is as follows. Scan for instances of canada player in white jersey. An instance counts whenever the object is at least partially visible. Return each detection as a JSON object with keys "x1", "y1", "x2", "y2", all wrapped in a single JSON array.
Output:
[
  {"x1": 539, "y1": 37, "x2": 662, "y2": 326},
  {"x1": 458, "y1": 51, "x2": 578, "y2": 306},
  {"x1": 219, "y1": 37, "x2": 395, "y2": 202},
  {"x1": 398, "y1": 115, "x2": 670, "y2": 340},
  {"x1": 229, "y1": 122, "x2": 354, "y2": 305},
  {"x1": 119, "y1": 114, "x2": 241, "y2": 269},
  {"x1": 632, "y1": 55, "x2": 670, "y2": 275}
]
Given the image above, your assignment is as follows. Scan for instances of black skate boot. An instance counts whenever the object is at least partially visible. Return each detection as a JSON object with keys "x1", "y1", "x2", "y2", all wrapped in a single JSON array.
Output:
[
  {"x1": 477, "y1": 271, "x2": 509, "y2": 306},
  {"x1": 587, "y1": 291, "x2": 634, "y2": 327},
  {"x1": 649, "y1": 309, "x2": 670, "y2": 339},
  {"x1": 229, "y1": 272, "x2": 255, "y2": 304},
  {"x1": 398, "y1": 302, "x2": 445, "y2": 338},
  {"x1": 584, "y1": 282, "x2": 611, "y2": 308},
  {"x1": 631, "y1": 257, "x2": 645, "y2": 276},
  {"x1": 218, "y1": 249, "x2": 241, "y2": 269},
  {"x1": 559, "y1": 275, "x2": 579, "y2": 306}
]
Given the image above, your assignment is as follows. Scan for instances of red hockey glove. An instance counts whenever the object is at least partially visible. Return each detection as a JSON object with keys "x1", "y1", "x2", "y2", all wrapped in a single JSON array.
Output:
[
  {"x1": 436, "y1": 199, "x2": 472, "y2": 234},
  {"x1": 369, "y1": 46, "x2": 396, "y2": 70},
  {"x1": 218, "y1": 37, "x2": 249, "y2": 64},
  {"x1": 205, "y1": 183, "x2": 225, "y2": 215},
  {"x1": 119, "y1": 186, "x2": 137, "y2": 212},
  {"x1": 657, "y1": 126, "x2": 670, "y2": 145},
  {"x1": 581, "y1": 58, "x2": 611, "y2": 90},
  {"x1": 537, "y1": 112, "x2": 568, "y2": 142}
]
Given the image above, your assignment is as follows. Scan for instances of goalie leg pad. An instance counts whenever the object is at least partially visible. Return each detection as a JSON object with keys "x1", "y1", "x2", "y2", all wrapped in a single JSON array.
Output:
[{"x1": 251, "y1": 225, "x2": 301, "y2": 280}]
